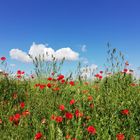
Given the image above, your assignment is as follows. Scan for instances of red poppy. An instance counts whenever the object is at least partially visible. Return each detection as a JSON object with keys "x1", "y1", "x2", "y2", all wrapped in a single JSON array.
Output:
[
  {"x1": 17, "y1": 75, "x2": 22, "y2": 79},
  {"x1": 53, "y1": 87, "x2": 60, "y2": 91},
  {"x1": 65, "y1": 135, "x2": 71, "y2": 139},
  {"x1": 121, "y1": 109, "x2": 129, "y2": 115},
  {"x1": 65, "y1": 112, "x2": 73, "y2": 119},
  {"x1": 99, "y1": 75, "x2": 103, "y2": 79},
  {"x1": 75, "y1": 109, "x2": 83, "y2": 118},
  {"x1": 87, "y1": 126, "x2": 96, "y2": 135},
  {"x1": 47, "y1": 83, "x2": 52, "y2": 88},
  {"x1": 55, "y1": 116, "x2": 63, "y2": 123},
  {"x1": 130, "y1": 83, "x2": 137, "y2": 87},
  {"x1": 69, "y1": 81, "x2": 75, "y2": 86},
  {"x1": 17, "y1": 70, "x2": 22, "y2": 75},
  {"x1": 61, "y1": 79, "x2": 65, "y2": 84},
  {"x1": 123, "y1": 69, "x2": 128, "y2": 73},
  {"x1": 13, "y1": 113, "x2": 21, "y2": 122},
  {"x1": 39, "y1": 84, "x2": 46, "y2": 90},
  {"x1": 35, "y1": 132, "x2": 43, "y2": 140},
  {"x1": 70, "y1": 99, "x2": 75, "y2": 105},
  {"x1": 116, "y1": 133, "x2": 125, "y2": 140},
  {"x1": 20, "y1": 102, "x2": 25, "y2": 109},
  {"x1": 47, "y1": 77, "x2": 52, "y2": 81},
  {"x1": 22, "y1": 110, "x2": 30, "y2": 116},
  {"x1": 57, "y1": 74, "x2": 64, "y2": 80},
  {"x1": 1, "y1": 56, "x2": 6, "y2": 61},
  {"x1": 9, "y1": 116, "x2": 14, "y2": 122},
  {"x1": 51, "y1": 114, "x2": 56, "y2": 120},
  {"x1": 88, "y1": 96, "x2": 93, "y2": 101},
  {"x1": 100, "y1": 71, "x2": 103, "y2": 74},
  {"x1": 59, "y1": 105, "x2": 65, "y2": 111}
]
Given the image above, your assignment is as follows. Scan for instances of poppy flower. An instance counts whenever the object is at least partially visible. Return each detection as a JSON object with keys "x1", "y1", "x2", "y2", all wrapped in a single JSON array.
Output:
[
  {"x1": 13, "y1": 113, "x2": 21, "y2": 122},
  {"x1": 87, "y1": 126, "x2": 96, "y2": 135},
  {"x1": 57, "y1": 74, "x2": 64, "y2": 80},
  {"x1": 20, "y1": 102, "x2": 25, "y2": 109},
  {"x1": 35, "y1": 132, "x2": 42, "y2": 140},
  {"x1": 123, "y1": 69, "x2": 128, "y2": 73},
  {"x1": 22, "y1": 110, "x2": 30, "y2": 116},
  {"x1": 69, "y1": 81, "x2": 75, "y2": 86},
  {"x1": 75, "y1": 109, "x2": 83, "y2": 118},
  {"x1": 9, "y1": 116, "x2": 14, "y2": 122},
  {"x1": 65, "y1": 112, "x2": 73, "y2": 119},
  {"x1": 39, "y1": 84, "x2": 46, "y2": 90},
  {"x1": 47, "y1": 83, "x2": 52, "y2": 88},
  {"x1": 1, "y1": 56, "x2": 6, "y2": 61},
  {"x1": 17, "y1": 75, "x2": 22, "y2": 79},
  {"x1": 51, "y1": 114, "x2": 56, "y2": 120},
  {"x1": 47, "y1": 77, "x2": 52, "y2": 81},
  {"x1": 55, "y1": 116, "x2": 63, "y2": 123},
  {"x1": 70, "y1": 99, "x2": 75, "y2": 105},
  {"x1": 88, "y1": 96, "x2": 93, "y2": 101},
  {"x1": 116, "y1": 133, "x2": 125, "y2": 140},
  {"x1": 59, "y1": 105, "x2": 65, "y2": 111},
  {"x1": 65, "y1": 135, "x2": 71, "y2": 139},
  {"x1": 121, "y1": 109, "x2": 129, "y2": 115},
  {"x1": 61, "y1": 79, "x2": 65, "y2": 84}
]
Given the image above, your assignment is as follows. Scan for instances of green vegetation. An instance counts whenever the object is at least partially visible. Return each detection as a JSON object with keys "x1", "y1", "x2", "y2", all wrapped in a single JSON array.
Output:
[{"x1": 0, "y1": 48, "x2": 140, "y2": 140}]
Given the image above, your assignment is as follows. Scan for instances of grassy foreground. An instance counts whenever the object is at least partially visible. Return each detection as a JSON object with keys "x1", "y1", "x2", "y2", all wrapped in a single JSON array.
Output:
[{"x1": 0, "y1": 56, "x2": 140, "y2": 140}]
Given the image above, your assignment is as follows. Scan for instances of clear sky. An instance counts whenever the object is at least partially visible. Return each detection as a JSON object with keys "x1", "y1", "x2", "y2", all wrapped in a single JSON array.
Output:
[{"x1": 0, "y1": 0, "x2": 140, "y2": 75}]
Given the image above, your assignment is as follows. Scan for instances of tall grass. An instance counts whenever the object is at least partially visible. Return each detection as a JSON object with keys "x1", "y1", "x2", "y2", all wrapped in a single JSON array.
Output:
[{"x1": 0, "y1": 47, "x2": 140, "y2": 140}]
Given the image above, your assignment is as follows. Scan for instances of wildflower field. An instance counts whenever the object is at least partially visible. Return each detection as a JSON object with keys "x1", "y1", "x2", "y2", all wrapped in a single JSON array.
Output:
[{"x1": 0, "y1": 49, "x2": 140, "y2": 140}]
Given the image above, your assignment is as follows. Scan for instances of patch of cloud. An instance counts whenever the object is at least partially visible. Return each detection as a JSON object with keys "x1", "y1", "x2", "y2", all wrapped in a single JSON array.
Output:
[
  {"x1": 10, "y1": 42, "x2": 79, "y2": 62},
  {"x1": 81, "y1": 45, "x2": 87, "y2": 52},
  {"x1": 10, "y1": 49, "x2": 32, "y2": 62}
]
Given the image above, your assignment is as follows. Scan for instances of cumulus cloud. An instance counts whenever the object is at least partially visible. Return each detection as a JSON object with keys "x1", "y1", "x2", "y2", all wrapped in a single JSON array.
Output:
[
  {"x1": 80, "y1": 64, "x2": 98, "y2": 79},
  {"x1": 10, "y1": 49, "x2": 32, "y2": 62},
  {"x1": 10, "y1": 42, "x2": 79, "y2": 62},
  {"x1": 81, "y1": 45, "x2": 87, "y2": 52}
]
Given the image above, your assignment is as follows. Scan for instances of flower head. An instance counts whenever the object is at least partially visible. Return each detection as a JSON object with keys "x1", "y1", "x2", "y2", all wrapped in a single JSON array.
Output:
[
  {"x1": 1, "y1": 56, "x2": 6, "y2": 61},
  {"x1": 121, "y1": 109, "x2": 129, "y2": 115},
  {"x1": 116, "y1": 133, "x2": 125, "y2": 140},
  {"x1": 35, "y1": 132, "x2": 42, "y2": 140},
  {"x1": 65, "y1": 112, "x2": 73, "y2": 119},
  {"x1": 59, "y1": 104, "x2": 65, "y2": 111},
  {"x1": 87, "y1": 126, "x2": 96, "y2": 135}
]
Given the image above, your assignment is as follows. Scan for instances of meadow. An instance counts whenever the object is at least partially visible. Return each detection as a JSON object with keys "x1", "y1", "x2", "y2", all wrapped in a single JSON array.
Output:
[{"x1": 0, "y1": 48, "x2": 140, "y2": 140}]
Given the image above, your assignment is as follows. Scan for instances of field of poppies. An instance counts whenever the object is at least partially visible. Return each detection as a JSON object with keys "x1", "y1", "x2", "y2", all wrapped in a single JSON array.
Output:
[{"x1": 0, "y1": 51, "x2": 140, "y2": 140}]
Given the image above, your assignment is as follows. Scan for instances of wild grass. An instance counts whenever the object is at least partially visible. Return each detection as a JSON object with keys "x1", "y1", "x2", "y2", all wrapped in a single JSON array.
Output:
[{"x1": 0, "y1": 47, "x2": 140, "y2": 140}]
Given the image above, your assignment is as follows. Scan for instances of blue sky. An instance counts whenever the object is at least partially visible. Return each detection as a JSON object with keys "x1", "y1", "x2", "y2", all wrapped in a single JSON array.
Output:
[{"x1": 0, "y1": 0, "x2": 140, "y2": 75}]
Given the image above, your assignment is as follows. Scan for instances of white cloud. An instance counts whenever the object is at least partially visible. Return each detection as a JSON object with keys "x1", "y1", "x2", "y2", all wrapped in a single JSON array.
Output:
[
  {"x1": 81, "y1": 45, "x2": 87, "y2": 52},
  {"x1": 10, "y1": 42, "x2": 79, "y2": 62},
  {"x1": 80, "y1": 64, "x2": 98, "y2": 79},
  {"x1": 55, "y1": 48, "x2": 79, "y2": 61},
  {"x1": 10, "y1": 49, "x2": 32, "y2": 62}
]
